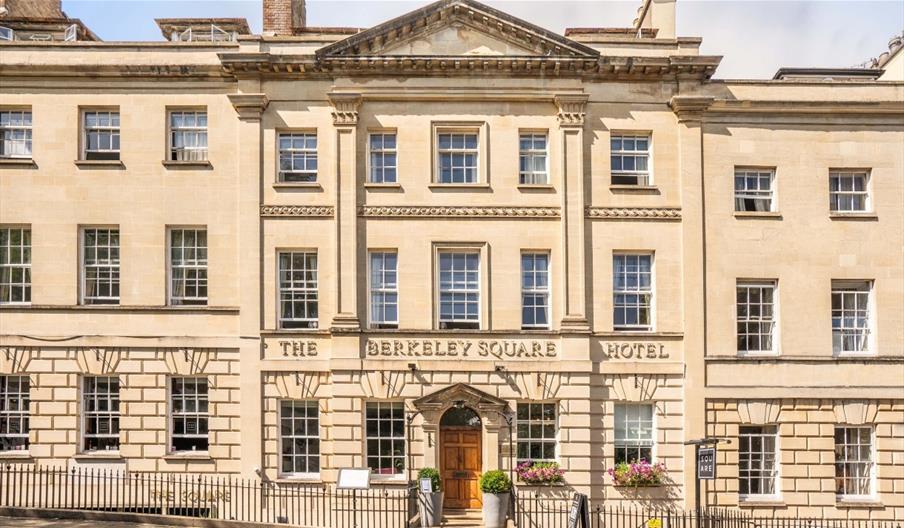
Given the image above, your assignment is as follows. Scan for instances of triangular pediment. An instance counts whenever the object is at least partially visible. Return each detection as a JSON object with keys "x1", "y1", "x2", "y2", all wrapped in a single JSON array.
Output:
[
  {"x1": 317, "y1": 0, "x2": 598, "y2": 59},
  {"x1": 413, "y1": 383, "x2": 509, "y2": 410}
]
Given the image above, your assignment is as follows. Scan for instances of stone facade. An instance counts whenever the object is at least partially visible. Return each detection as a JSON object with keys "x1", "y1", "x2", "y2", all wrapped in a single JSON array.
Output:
[{"x1": 0, "y1": 0, "x2": 902, "y2": 520}]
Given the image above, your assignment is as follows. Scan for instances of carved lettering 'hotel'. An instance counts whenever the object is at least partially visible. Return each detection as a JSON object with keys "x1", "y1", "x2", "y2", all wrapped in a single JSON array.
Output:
[{"x1": 1, "y1": 0, "x2": 902, "y2": 520}]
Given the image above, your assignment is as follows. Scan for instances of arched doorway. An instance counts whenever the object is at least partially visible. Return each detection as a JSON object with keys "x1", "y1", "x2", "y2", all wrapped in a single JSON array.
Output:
[{"x1": 440, "y1": 405, "x2": 483, "y2": 509}]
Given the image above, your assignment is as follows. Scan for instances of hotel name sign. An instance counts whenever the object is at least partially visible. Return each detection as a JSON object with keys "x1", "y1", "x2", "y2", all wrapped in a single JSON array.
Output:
[
  {"x1": 366, "y1": 338, "x2": 558, "y2": 359},
  {"x1": 602, "y1": 342, "x2": 670, "y2": 360}
]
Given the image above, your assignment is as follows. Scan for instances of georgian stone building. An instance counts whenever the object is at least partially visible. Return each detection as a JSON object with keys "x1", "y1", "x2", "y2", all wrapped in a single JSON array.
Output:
[{"x1": 0, "y1": 0, "x2": 902, "y2": 520}]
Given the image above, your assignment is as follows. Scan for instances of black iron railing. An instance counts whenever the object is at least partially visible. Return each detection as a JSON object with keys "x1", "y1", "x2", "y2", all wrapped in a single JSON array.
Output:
[
  {"x1": 514, "y1": 487, "x2": 903, "y2": 528},
  {"x1": 0, "y1": 464, "x2": 414, "y2": 528}
]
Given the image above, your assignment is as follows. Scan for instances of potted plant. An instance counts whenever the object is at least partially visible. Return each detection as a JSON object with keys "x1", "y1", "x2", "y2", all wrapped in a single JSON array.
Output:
[
  {"x1": 516, "y1": 460, "x2": 566, "y2": 485},
  {"x1": 479, "y1": 470, "x2": 512, "y2": 528},
  {"x1": 608, "y1": 459, "x2": 667, "y2": 487},
  {"x1": 417, "y1": 467, "x2": 444, "y2": 528}
]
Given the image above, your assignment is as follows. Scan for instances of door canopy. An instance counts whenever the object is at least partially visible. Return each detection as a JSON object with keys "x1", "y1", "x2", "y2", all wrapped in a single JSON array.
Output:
[{"x1": 413, "y1": 383, "x2": 509, "y2": 419}]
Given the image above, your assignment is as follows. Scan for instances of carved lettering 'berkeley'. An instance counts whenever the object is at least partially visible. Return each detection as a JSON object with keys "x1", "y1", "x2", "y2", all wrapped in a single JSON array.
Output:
[
  {"x1": 279, "y1": 340, "x2": 318, "y2": 357},
  {"x1": 604, "y1": 342, "x2": 669, "y2": 359},
  {"x1": 366, "y1": 339, "x2": 557, "y2": 359}
]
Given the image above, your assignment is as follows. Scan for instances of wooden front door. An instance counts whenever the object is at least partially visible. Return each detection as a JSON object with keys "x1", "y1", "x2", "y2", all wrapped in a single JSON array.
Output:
[{"x1": 440, "y1": 427, "x2": 482, "y2": 509}]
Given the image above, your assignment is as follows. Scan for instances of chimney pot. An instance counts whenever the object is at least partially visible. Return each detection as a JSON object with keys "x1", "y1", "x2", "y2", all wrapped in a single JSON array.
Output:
[{"x1": 263, "y1": 0, "x2": 305, "y2": 35}]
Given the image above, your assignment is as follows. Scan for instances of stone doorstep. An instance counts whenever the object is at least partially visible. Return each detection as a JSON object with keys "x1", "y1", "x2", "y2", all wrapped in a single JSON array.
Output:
[{"x1": 441, "y1": 509, "x2": 485, "y2": 528}]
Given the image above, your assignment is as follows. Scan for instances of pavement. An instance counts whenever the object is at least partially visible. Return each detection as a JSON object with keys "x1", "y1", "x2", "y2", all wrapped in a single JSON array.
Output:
[{"x1": 0, "y1": 518, "x2": 170, "y2": 528}]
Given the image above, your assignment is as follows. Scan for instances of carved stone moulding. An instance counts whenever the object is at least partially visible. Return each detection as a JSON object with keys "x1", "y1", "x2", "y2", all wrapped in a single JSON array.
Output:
[
  {"x1": 359, "y1": 205, "x2": 561, "y2": 218},
  {"x1": 586, "y1": 207, "x2": 682, "y2": 221},
  {"x1": 261, "y1": 205, "x2": 336, "y2": 217}
]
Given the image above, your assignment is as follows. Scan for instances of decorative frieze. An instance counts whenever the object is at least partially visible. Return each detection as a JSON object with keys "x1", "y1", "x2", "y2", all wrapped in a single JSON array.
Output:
[
  {"x1": 586, "y1": 207, "x2": 682, "y2": 220},
  {"x1": 359, "y1": 205, "x2": 560, "y2": 218},
  {"x1": 260, "y1": 205, "x2": 335, "y2": 217}
]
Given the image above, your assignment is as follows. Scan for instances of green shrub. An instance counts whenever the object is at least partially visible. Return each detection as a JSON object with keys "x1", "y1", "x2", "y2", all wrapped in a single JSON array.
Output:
[
  {"x1": 417, "y1": 467, "x2": 442, "y2": 492},
  {"x1": 479, "y1": 470, "x2": 512, "y2": 494}
]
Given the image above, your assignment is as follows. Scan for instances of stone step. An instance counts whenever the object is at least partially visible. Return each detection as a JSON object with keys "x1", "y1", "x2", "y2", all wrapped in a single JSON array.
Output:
[{"x1": 441, "y1": 509, "x2": 484, "y2": 527}]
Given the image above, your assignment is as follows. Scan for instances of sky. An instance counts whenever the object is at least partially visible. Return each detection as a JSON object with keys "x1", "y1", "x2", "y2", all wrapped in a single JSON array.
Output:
[{"x1": 60, "y1": 0, "x2": 904, "y2": 79}]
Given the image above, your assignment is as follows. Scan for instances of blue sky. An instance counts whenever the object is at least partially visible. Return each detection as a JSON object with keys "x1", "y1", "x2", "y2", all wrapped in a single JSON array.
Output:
[{"x1": 61, "y1": 0, "x2": 903, "y2": 79}]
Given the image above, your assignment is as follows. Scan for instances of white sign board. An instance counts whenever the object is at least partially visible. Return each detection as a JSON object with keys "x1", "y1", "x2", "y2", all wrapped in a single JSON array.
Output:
[
  {"x1": 419, "y1": 478, "x2": 433, "y2": 493},
  {"x1": 337, "y1": 468, "x2": 371, "y2": 490}
]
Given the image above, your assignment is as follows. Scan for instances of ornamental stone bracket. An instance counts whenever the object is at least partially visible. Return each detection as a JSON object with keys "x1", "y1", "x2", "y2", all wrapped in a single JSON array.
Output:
[
  {"x1": 586, "y1": 207, "x2": 682, "y2": 221},
  {"x1": 669, "y1": 95, "x2": 714, "y2": 123},
  {"x1": 554, "y1": 94, "x2": 589, "y2": 127},
  {"x1": 227, "y1": 93, "x2": 270, "y2": 120},
  {"x1": 76, "y1": 347, "x2": 122, "y2": 375},
  {"x1": 162, "y1": 348, "x2": 210, "y2": 375},
  {"x1": 328, "y1": 93, "x2": 362, "y2": 126}
]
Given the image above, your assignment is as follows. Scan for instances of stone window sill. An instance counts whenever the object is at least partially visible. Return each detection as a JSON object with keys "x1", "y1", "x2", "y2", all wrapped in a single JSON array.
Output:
[
  {"x1": 734, "y1": 211, "x2": 782, "y2": 219},
  {"x1": 836, "y1": 498, "x2": 884, "y2": 509},
  {"x1": 0, "y1": 304, "x2": 239, "y2": 314},
  {"x1": 162, "y1": 160, "x2": 212, "y2": 169},
  {"x1": 273, "y1": 182, "x2": 322, "y2": 191},
  {"x1": 275, "y1": 476, "x2": 323, "y2": 485},
  {"x1": 163, "y1": 452, "x2": 213, "y2": 461},
  {"x1": 829, "y1": 212, "x2": 878, "y2": 221},
  {"x1": 517, "y1": 184, "x2": 555, "y2": 192},
  {"x1": 0, "y1": 158, "x2": 36, "y2": 168},
  {"x1": 0, "y1": 451, "x2": 32, "y2": 460},
  {"x1": 739, "y1": 497, "x2": 785, "y2": 507},
  {"x1": 364, "y1": 182, "x2": 402, "y2": 190},
  {"x1": 609, "y1": 184, "x2": 659, "y2": 194},
  {"x1": 428, "y1": 183, "x2": 491, "y2": 190},
  {"x1": 369, "y1": 477, "x2": 409, "y2": 486},
  {"x1": 74, "y1": 159, "x2": 124, "y2": 169},
  {"x1": 73, "y1": 452, "x2": 124, "y2": 461}
]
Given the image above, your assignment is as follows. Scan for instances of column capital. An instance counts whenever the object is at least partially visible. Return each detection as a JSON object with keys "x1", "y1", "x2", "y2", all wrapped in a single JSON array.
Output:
[
  {"x1": 227, "y1": 93, "x2": 269, "y2": 121},
  {"x1": 669, "y1": 95, "x2": 714, "y2": 123},
  {"x1": 328, "y1": 93, "x2": 363, "y2": 126},
  {"x1": 554, "y1": 94, "x2": 589, "y2": 127}
]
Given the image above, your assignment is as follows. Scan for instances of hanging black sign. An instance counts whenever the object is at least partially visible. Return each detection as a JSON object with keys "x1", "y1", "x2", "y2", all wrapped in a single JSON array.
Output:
[{"x1": 697, "y1": 446, "x2": 716, "y2": 480}]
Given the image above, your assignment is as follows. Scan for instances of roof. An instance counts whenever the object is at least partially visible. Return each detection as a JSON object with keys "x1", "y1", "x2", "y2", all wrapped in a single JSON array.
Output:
[
  {"x1": 0, "y1": 0, "x2": 64, "y2": 19},
  {"x1": 155, "y1": 18, "x2": 251, "y2": 40},
  {"x1": 773, "y1": 68, "x2": 883, "y2": 81}
]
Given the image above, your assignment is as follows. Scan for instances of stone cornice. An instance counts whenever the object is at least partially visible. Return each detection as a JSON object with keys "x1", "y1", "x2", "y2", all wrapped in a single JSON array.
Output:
[
  {"x1": 706, "y1": 99, "x2": 904, "y2": 117},
  {"x1": 260, "y1": 205, "x2": 335, "y2": 217},
  {"x1": 228, "y1": 93, "x2": 270, "y2": 120},
  {"x1": 218, "y1": 53, "x2": 721, "y2": 81},
  {"x1": 586, "y1": 207, "x2": 682, "y2": 221},
  {"x1": 0, "y1": 63, "x2": 229, "y2": 79},
  {"x1": 359, "y1": 205, "x2": 561, "y2": 218},
  {"x1": 669, "y1": 95, "x2": 714, "y2": 123}
]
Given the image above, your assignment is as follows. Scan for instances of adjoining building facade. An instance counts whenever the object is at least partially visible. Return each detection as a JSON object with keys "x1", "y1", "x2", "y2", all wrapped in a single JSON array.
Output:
[{"x1": 1, "y1": 0, "x2": 902, "y2": 520}]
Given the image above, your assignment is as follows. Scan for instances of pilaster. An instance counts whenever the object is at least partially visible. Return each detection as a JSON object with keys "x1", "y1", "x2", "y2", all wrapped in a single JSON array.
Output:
[
  {"x1": 328, "y1": 93, "x2": 363, "y2": 331},
  {"x1": 555, "y1": 94, "x2": 591, "y2": 333}
]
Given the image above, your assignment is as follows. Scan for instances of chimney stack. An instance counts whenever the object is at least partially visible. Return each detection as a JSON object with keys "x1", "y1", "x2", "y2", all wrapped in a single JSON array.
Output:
[
  {"x1": 633, "y1": 0, "x2": 676, "y2": 39},
  {"x1": 263, "y1": 0, "x2": 306, "y2": 35}
]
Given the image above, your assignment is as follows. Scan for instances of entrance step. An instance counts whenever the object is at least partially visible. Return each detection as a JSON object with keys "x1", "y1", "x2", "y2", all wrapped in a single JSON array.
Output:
[{"x1": 442, "y1": 509, "x2": 484, "y2": 527}]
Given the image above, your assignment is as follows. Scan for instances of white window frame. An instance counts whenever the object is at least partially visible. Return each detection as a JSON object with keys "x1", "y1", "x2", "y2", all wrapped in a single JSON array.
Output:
[
  {"x1": 277, "y1": 131, "x2": 318, "y2": 183},
  {"x1": 365, "y1": 401, "x2": 406, "y2": 481},
  {"x1": 168, "y1": 109, "x2": 208, "y2": 162},
  {"x1": 435, "y1": 127, "x2": 480, "y2": 184},
  {"x1": 0, "y1": 27, "x2": 14, "y2": 41},
  {"x1": 613, "y1": 403, "x2": 655, "y2": 464},
  {"x1": 610, "y1": 133, "x2": 652, "y2": 186},
  {"x1": 0, "y1": 226, "x2": 31, "y2": 305},
  {"x1": 368, "y1": 251, "x2": 399, "y2": 329},
  {"x1": 612, "y1": 253, "x2": 654, "y2": 331},
  {"x1": 834, "y1": 425, "x2": 875, "y2": 499},
  {"x1": 734, "y1": 167, "x2": 776, "y2": 212},
  {"x1": 516, "y1": 402, "x2": 558, "y2": 464},
  {"x1": 736, "y1": 280, "x2": 778, "y2": 356},
  {"x1": 80, "y1": 227, "x2": 120, "y2": 305},
  {"x1": 518, "y1": 131, "x2": 548, "y2": 185},
  {"x1": 0, "y1": 375, "x2": 29, "y2": 453},
  {"x1": 830, "y1": 170, "x2": 871, "y2": 213},
  {"x1": 81, "y1": 376, "x2": 120, "y2": 453},
  {"x1": 278, "y1": 399, "x2": 321, "y2": 479},
  {"x1": 368, "y1": 131, "x2": 398, "y2": 184},
  {"x1": 436, "y1": 249, "x2": 481, "y2": 330},
  {"x1": 521, "y1": 251, "x2": 550, "y2": 330},
  {"x1": 0, "y1": 109, "x2": 33, "y2": 159},
  {"x1": 277, "y1": 250, "x2": 319, "y2": 330},
  {"x1": 738, "y1": 425, "x2": 780, "y2": 500},
  {"x1": 81, "y1": 109, "x2": 120, "y2": 161},
  {"x1": 169, "y1": 377, "x2": 209, "y2": 453},
  {"x1": 168, "y1": 227, "x2": 208, "y2": 306},
  {"x1": 831, "y1": 280, "x2": 874, "y2": 356}
]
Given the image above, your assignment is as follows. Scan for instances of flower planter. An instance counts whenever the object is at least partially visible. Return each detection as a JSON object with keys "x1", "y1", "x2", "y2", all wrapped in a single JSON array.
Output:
[
  {"x1": 417, "y1": 491, "x2": 444, "y2": 528},
  {"x1": 482, "y1": 492, "x2": 510, "y2": 528}
]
